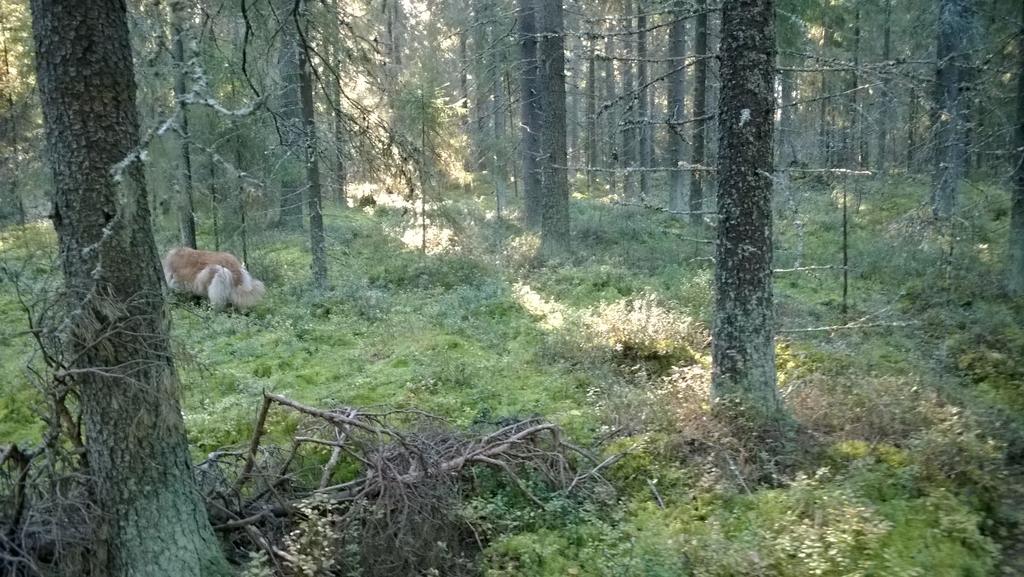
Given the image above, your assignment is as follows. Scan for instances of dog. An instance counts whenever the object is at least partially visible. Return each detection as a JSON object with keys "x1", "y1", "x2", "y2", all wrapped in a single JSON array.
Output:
[{"x1": 162, "y1": 247, "x2": 265, "y2": 311}]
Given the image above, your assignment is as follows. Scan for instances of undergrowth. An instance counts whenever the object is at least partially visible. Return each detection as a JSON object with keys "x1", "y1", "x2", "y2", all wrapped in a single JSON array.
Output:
[{"x1": 1, "y1": 174, "x2": 1021, "y2": 574}]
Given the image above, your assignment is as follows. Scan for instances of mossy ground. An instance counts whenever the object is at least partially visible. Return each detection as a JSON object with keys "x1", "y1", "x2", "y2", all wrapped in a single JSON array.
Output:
[{"x1": 2, "y1": 174, "x2": 1022, "y2": 575}]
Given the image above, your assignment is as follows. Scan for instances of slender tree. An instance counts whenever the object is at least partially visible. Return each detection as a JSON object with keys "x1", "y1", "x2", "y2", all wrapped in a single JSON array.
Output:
[
  {"x1": 295, "y1": 0, "x2": 327, "y2": 289},
  {"x1": 277, "y1": 0, "x2": 304, "y2": 228},
  {"x1": 28, "y1": 0, "x2": 230, "y2": 574},
  {"x1": 636, "y1": 0, "x2": 651, "y2": 200},
  {"x1": 667, "y1": 0, "x2": 687, "y2": 212},
  {"x1": 518, "y1": 0, "x2": 543, "y2": 229},
  {"x1": 171, "y1": 0, "x2": 197, "y2": 248},
  {"x1": 689, "y1": 0, "x2": 709, "y2": 225},
  {"x1": 932, "y1": 0, "x2": 973, "y2": 219},
  {"x1": 1010, "y1": 0, "x2": 1024, "y2": 296},
  {"x1": 538, "y1": 0, "x2": 570, "y2": 253},
  {"x1": 711, "y1": 0, "x2": 780, "y2": 418}
]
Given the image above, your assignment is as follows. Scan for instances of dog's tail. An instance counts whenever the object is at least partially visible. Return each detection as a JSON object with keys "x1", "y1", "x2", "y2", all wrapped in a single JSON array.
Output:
[
  {"x1": 206, "y1": 266, "x2": 234, "y2": 311},
  {"x1": 230, "y1": 269, "x2": 266, "y2": 311}
]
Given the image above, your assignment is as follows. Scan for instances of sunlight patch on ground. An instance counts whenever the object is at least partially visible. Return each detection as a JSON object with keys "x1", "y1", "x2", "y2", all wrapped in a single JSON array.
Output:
[
  {"x1": 400, "y1": 223, "x2": 458, "y2": 254},
  {"x1": 514, "y1": 283, "x2": 565, "y2": 329}
]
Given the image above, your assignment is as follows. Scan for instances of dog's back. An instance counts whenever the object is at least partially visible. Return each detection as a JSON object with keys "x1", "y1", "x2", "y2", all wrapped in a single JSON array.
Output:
[{"x1": 163, "y1": 247, "x2": 265, "y2": 310}]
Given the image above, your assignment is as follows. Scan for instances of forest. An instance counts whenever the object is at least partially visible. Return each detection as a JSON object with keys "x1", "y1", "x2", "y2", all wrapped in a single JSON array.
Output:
[{"x1": 1, "y1": 0, "x2": 1023, "y2": 575}]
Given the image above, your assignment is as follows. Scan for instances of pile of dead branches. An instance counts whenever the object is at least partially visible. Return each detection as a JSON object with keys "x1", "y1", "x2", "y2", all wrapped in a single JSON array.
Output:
[{"x1": 199, "y1": 393, "x2": 618, "y2": 575}]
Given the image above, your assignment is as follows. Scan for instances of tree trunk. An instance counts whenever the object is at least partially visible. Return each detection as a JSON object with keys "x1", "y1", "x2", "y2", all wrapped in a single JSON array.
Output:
[
  {"x1": 586, "y1": 31, "x2": 598, "y2": 191},
  {"x1": 667, "y1": 0, "x2": 687, "y2": 212},
  {"x1": 876, "y1": 0, "x2": 892, "y2": 175},
  {"x1": 711, "y1": 0, "x2": 780, "y2": 419},
  {"x1": 602, "y1": 24, "x2": 616, "y2": 174},
  {"x1": 1009, "y1": 0, "x2": 1024, "y2": 296},
  {"x1": 538, "y1": 0, "x2": 570, "y2": 253},
  {"x1": 637, "y1": 1, "x2": 651, "y2": 201},
  {"x1": 277, "y1": 0, "x2": 304, "y2": 228},
  {"x1": 621, "y1": 0, "x2": 637, "y2": 198},
  {"x1": 492, "y1": 37, "x2": 510, "y2": 219},
  {"x1": 690, "y1": 0, "x2": 708, "y2": 225},
  {"x1": 28, "y1": 1, "x2": 230, "y2": 574},
  {"x1": 932, "y1": 0, "x2": 972, "y2": 219},
  {"x1": 518, "y1": 0, "x2": 543, "y2": 229},
  {"x1": 330, "y1": 0, "x2": 347, "y2": 205},
  {"x1": 295, "y1": 0, "x2": 327, "y2": 290},
  {"x1": 171, "y1": 0, "x2": 197, "y2": 248}
]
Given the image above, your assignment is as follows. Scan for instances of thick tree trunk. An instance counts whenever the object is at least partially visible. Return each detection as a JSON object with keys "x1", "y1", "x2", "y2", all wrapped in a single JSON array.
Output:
[
  {"x1": 690, "y1": 0, "x2": 709, "y2": 225},
  {"x1": 28, "y1": 1, "x2": 230, "y2": 575},
  {"x1": 711, "y1": 0, "x2": 780, "y2": 419},
  {"x1": 171, "y1": 0, "x2": 197, "y2": 248},
  {"x1": 518, "y1": 0, "x2": 543, "y2": 229},
  {"x1": 277, "y1": 0, "x2": 304, "y2": 227},
  {"x1": 667, "y1": 0, "x2": 687, "y2": 212},
  {"x1": 1010, "y1": 1, "x2": 1024, "y2": 296},
  {"x1": 295, "y1": 1, "x2": 327, "y2": 290},
  {"x1": 538, "y1": 0, "x2": 570, "y2": 253},
  {"x1": 637, "y1": 1, "x2": 651, "y2": 201},
  {"x1": 932, "y1": 0, "x2": 972, "y2": 219}
]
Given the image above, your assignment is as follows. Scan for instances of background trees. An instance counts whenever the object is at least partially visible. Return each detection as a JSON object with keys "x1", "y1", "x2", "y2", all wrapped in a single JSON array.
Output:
[{"x1": 3, "y1": 0, "x2": 1024, "y2": 574}]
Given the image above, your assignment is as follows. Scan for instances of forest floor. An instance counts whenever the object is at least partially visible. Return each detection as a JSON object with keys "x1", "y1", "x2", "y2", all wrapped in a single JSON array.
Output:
[{"x1": 1, "y1": 174, "x2": 1023, "y2": 575}]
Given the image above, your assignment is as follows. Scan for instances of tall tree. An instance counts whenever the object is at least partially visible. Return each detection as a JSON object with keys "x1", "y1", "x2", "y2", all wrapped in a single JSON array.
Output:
[
  {"x1": 636, "y1": 0, "x2": 651, "y2": 200},
  {"x1": 621, "y1": 0, "x2": 637, "y2": 198},
  {"x1": 1010, "y1": 0, "x2": 1024, "y2": 296},
  {"x1": 667, "y1": 0, "x2": 687, "y2": 212},
  {"x1": 876, "y1": 0, "x2": 893, "y2": 174},
  {"x1": 689, "y1": 0, "x2": 709, "y2": 226},
  {"x1": 586, "y1": 28, "x2": 598, "y2": 190},
  {"x1": 28, "y1": 0, "x2": 230, "y2": 574},
  {"x1": 277, "y1": 0, "x2": 304, "y2": 228},
  {"x1": 171, "y1": 0, "x2": 197, "y2": 248},
  {"x1": 538, "y1": 0, "x2": 570, "y2": 253},
  {"x1": 711, "y1": 0, "x2": 780, "y2": 418},
  {"x1": 518, "y1": 0, "x2": 543, "y2": 229},
  {"x1": 294, "y1": 0, "x2": 327, "y2": 289},
  {"x1": 932, "y1": 0, "x2": 973, "y2": 219}
]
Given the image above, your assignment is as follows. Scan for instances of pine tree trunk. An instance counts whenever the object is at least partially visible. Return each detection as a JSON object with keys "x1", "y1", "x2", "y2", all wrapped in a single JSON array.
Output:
[
  {"x1": 602, "y1": 25, "x2": 616, "y2": 174},
  {"x1": 637, "y1": 1, "x2": 651, "y2": 201},
  {"x1": 932, "y1": 0, "x2": 972, "y2": 219},
  {"x1": 876, "y1": 0, "x2": 892, "y2": 175},
  {"x1": 667, "y1": 0, "x2": 687, "y2": 212},
  {"x1": 277, "y1": 0, "x2": 304, "y2": 227},
  {"x1": 1009, "y1": 0, "x2": 1024, "y2": 296},
  {"x1": 711, "y1": 0, "x2": 780, "y2": 419},
  {"x1": 518, "y1": 0, "x2": 543, "y2": 229},
  {"x1": 586, "y1": 32, "x2": 598, "y2": 191},
  {"x1": 492, "y1": 38, "x2": 509, "y2": 218},
  {"x1": 29, "y1": 1, "x2": 230, "y2": 574},
  {"x1": 295, "y1": 1, "x2": 327, "y2": 290},
  {"x1": 621, "y1": 0, "x2": 637, "y2": 198},
  {"x1": 171, "y1": 0, "x2": 197, "y2": 248},
  {"x1": 538, "y1": 0, "x2": 570, "y2": 253},
  {"x1": 330, "y1": 0, "x2": 347, "y2": 204},
  {"x1": 690, "y1": 0, "x2": 709, "y2": 225}
]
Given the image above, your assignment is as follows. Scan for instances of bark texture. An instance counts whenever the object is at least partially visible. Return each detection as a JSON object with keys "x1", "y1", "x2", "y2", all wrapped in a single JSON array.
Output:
[
  {"x1": 171, "y1": 0, "x2": 197, "y2": 248},
  {"x1": 711, "y1": 0, "x2": 780, "y2": 418},
  {"x1": 28, "y1": 1, "x2": 229, "y2": 575},
  {"x1": 277, "y1": 0, "x2": 304, "y2": 227},
  {"x1": 295, "y1": 0, "x2": 327, "y2": 290},
  {"x1": 537, "y1": 0, "x2": 570, "y2": 254},
  {"x1": 518, "y1": 0, "x2": 543, "y2": 229},
  {"x1": 636, "y1": 1, "x2": 650, "y2": 201},
  {"x1": 1010, "y1": 0, "x2": 1024, "y2": 296},
  {"x1": 932, "y1": 0, "x2": 973, "y2": 219},
  {"x1": 667, "y1": 0, "x2": 687, "y2": 212},
  {"x1": 690, "y1": 0, "x2": 709, "y2": 226}
]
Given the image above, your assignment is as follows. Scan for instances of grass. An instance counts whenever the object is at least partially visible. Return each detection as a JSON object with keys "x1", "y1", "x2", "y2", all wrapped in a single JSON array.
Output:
[{"x1": 1, "y1": 174, "x2": 1022, "y2": 574}]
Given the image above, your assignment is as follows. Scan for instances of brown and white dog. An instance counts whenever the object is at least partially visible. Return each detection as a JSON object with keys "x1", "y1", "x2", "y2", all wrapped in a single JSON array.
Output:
[{"x1": 162, "y1": 247, "x2": 265, "y2": 311}]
